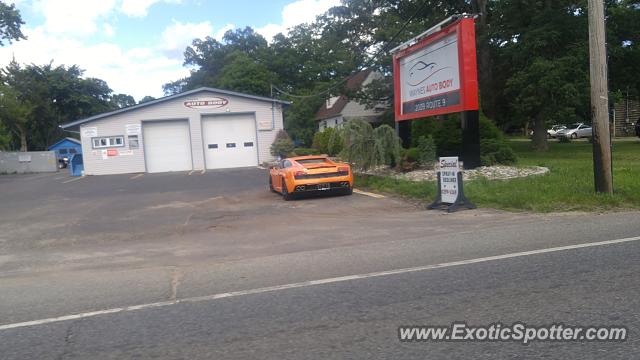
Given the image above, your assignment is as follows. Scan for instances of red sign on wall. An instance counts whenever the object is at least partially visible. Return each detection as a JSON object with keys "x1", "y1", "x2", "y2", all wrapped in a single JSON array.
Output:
[{"x1": 393, "y1": 18, "x2": 479, "y2": 121}]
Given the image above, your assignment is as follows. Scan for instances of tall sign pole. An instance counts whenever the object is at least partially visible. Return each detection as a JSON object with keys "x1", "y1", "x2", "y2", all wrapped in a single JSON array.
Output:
[{"x1": 588, "y1": 0, "x2": 613, "y2": 194}]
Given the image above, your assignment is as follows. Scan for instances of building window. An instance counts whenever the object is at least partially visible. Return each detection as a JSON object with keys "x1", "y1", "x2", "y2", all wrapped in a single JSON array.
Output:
[
  {"x1": 244, "y1": 142, "x2": 254, "y2": 147},
  {"x1": 226, "y1": 143, "x2": 236, "y2": 148},
  {"x1": 208, "y1": 144, "x2": 218, "y2": 149},
  {"x1": 128, "y1": 135, "x2": 139, "y2": 149},
  {"x1": 58, "y1": 149, "x2": 68, "y2": 154},
  {"x1": 92, "y1": 136, "x2": 125, "y2": 149},
  {"x1": 69, "y1": 148, "x2": 77, "y2": 154}
]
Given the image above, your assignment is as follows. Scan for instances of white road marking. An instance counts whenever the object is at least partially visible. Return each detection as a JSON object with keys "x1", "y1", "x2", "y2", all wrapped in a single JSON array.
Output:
[
  {"x1": 353, "y1": 189, "x2": 385, "y2": 198},
  {"x1": 188, "y1": 170, "x2": 194, "y2": 176},
  {"x1": 61, "y1": 177, "x2": 85, "y2": 184},
  {"x1": 200, "y1": 169, "x2": 206, "y2": 175},
  {"x1": 2, "y1": 235, "x2": 640, "y2": 331},
  {"x1": 130, "y1": 174, "x2": 144, "y2": 179}
]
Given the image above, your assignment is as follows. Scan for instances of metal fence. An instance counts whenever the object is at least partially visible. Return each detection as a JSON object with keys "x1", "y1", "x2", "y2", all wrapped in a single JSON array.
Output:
[{"x1": 0, "y1": 151, "x2": 58, "y2": 174}]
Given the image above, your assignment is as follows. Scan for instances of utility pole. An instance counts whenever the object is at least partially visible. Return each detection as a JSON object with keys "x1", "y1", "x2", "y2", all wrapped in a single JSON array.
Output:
[{"x1": 588, "y1": 0, "x2": 613, "y2": 194}]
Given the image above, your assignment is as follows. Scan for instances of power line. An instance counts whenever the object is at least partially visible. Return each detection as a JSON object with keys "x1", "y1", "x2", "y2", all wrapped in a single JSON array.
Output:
[{"x1": 271, "y1": 0, "x2": 430, "y2": 100}]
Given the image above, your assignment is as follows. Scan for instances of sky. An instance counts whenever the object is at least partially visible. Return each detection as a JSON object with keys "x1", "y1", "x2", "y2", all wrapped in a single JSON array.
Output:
[{"x1": 1, "y1": 0, "x2": 341, "y2": 101}]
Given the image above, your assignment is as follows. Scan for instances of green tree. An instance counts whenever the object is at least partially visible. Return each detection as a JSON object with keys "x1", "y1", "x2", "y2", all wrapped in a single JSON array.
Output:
[
  {"x1": 139, "y1": 95, "x2": 156, "y2": 104},
  {"x1": 1, "y1": 61, "x2": 114, "y2": 150},
  {"x1": 110, "y1": 93, "x2": 136, "y2": 109},
  {"x1": 0, "y1": 1, "x2": 25, "y2": 46},
  {"x1": 0, "y1": 84, "x2": 31, "y2": 150}
]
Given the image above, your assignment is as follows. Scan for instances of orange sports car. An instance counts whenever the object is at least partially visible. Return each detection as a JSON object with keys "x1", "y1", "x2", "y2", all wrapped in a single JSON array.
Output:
[{"x1": 269, "y1": 155, "x2": 353, "y2": 200}]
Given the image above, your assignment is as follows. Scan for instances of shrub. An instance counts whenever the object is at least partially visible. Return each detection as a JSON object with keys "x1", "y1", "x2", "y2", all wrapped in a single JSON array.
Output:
[
  {"x1": 405, "y1": 147, "x2": 419, "y2": 162},
  {"x1": 558, "y1": 135, "x2": 571, "y2": 143},
  {"x1": 294, "y1": 147, "x2": 321, "y2": 156},
  {"x1": 311, "y1": 127, "x2": 334, "y2": 154},
  {"x1": 416, "y1": 135, "x2": 437, "y2": 168},
  {"x1": 327, "y1": 127, "x2": 344, "y2": 156},
  {"x1": 480, "y1": 139, "x2": 517, "y2": 165},
  {"x1": 410, "y1": 112, "x2": 517, "y2": 165},
  {"x1": 340, "y1": 118, "x2": 401, "y2": 170},
  {"x1": 270, "y1": 130, "x2": 295, "y2": 158}
]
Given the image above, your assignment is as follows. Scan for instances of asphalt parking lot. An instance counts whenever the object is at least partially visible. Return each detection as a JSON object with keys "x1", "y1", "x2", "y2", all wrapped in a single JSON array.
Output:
[{"x1": 0, "y1": 168, "x2": 534, "y2": 276}]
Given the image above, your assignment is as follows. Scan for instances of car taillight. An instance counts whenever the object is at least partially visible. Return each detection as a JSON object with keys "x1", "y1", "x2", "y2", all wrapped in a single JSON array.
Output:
[
  {"x1": 338, "y1": 166, "x2": 349, "y2": 173},
  {"x1": 294, "y1": 171, "x2": 305, "y2": 177}
]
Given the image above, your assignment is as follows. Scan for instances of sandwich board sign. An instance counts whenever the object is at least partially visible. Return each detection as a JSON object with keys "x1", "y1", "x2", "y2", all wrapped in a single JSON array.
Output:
[{"x1": 427, "y1": 156, "x2": 476, "y2": 212}]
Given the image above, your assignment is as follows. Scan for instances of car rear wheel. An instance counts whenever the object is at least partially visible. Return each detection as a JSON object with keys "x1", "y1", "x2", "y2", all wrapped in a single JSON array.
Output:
[
  {"x1": 343, "y1": 186, "x2": 353, "y2": 196},
  {"x1": 281, "y1": 177, "x2": 293, "y2": 201}
]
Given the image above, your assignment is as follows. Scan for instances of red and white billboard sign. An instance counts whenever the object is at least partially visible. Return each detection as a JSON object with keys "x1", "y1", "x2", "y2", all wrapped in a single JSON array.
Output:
[{"x1": 393, "y1": 18, "x2": 479, "y2": 121}]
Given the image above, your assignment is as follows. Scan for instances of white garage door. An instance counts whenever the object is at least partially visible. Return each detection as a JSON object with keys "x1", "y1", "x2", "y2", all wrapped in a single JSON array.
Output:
[
  {"x1": 202, "y1": 114, "x2": 258, "y2": 169},
  {"x1": 143, "y1": 120, "x2": 193, "y2": 173}
]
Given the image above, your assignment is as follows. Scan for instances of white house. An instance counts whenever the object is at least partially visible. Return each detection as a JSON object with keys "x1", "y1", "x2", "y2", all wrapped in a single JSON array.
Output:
[{"x1": 315, "y1": 70, "x2": 388, "y2": 130}]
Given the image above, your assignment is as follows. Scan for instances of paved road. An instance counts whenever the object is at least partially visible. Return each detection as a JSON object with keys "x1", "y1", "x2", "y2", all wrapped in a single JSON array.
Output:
[
  {"x1": 2, "y1": 236, "x2": 639, "y2": 359},
  {"x1": 2, "y1": 169, "x2": 640, "y2": 358}
]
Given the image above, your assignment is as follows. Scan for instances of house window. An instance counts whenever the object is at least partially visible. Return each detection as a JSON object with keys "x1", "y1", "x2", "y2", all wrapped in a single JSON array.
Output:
[
  {"x1": 69, "y1": 148, "x2": 77, "y2": 154},
  {"x1": 226, "y1": 143, "x2": 236, "y2": 148},
  {"x1": 244, "y1": 142, "x2": 254, "y2": 147},
  {"x1": 128, "y1": 135, "x2": 139, "y2": 149},
  {"x1": 58, "y1": 149, "x2": 68, "y2": 154},
  {"x1": 208, "y1": 144, "x2": 218, "y2": 149},
  {"x1": 92, "y1": 136, "x2": 125, "y2": 149}
]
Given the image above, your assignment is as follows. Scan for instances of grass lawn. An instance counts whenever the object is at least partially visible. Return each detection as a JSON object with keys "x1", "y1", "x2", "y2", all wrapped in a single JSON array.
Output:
[{"x1": 355, "y1": 139, "x2": 640, "y2": 212}]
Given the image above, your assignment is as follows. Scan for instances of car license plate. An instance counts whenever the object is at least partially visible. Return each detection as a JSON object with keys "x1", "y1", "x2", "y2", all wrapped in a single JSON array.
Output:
[{"x1": 318, "y1": 183, "x2": 330, "y2": 191}]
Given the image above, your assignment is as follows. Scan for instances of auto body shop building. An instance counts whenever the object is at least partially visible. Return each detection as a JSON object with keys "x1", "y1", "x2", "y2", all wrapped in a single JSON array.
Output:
[{"x1": 61, "y1": 87, "x2": 289, "y2": 175}]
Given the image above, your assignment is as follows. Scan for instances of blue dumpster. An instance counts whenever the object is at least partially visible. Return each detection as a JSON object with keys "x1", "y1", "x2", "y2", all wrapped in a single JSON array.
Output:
[{"x1": 69, "y1": 154, "x2": 84, "y2": 176}]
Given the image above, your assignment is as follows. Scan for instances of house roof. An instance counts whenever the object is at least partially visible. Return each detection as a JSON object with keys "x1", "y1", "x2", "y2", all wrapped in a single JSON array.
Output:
[
  {"x1": 315, "y1": 70, "x2": 373, "y2": 121},
  {"x1": 47, "y1": 137, "x2": 81, "y2": 150},
  {"x1": 61, "y1": 87, "x2": 291, "y2": 129}
]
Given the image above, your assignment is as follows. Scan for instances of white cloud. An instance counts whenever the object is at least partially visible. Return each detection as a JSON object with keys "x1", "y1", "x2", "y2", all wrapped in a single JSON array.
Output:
[
  {"x1": 256, "y1": 0, "x2": 340, "y2": 41},
  {"x1": 160, "y1": 20, "x2": 213, "y2": 59},
  {"x1": 103, "y1": 23, "x2": 115, "y2": 37},
  {"x1": 0, "y1": 25, "x2": 187, "y2": 100},
  {"x1": 214, "y1": 23, "x2": 235, "y2": 41},
  {"x1": 120, "y1": 0, "x2": 181, "y2": 17},
  {"x1": 33, "y1": 0, "x2": 118, "y2": 35}
]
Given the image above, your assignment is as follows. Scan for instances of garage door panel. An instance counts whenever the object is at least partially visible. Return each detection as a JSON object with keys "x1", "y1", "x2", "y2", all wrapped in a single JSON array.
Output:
[
  {"x1": 203, "y1": 115, "x2": 257, "y2": 169},
  {"x1": 143, "y1": 121, "x2": 192, "y2": 173}
]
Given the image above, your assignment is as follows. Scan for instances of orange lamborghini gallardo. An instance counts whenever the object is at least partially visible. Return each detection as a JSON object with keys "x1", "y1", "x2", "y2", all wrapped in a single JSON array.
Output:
[{"x1": 269, "y1": 155, "x2": 353, "y2": 200}]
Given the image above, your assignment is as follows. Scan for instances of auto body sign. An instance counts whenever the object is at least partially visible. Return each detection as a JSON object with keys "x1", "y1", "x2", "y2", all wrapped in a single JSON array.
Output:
[
  {"x1": 393, "y1": 18, "x2": 478, "y2": 121},
  {"x1": 399, "y1": 32, "x2": 460, "y2": 116}
]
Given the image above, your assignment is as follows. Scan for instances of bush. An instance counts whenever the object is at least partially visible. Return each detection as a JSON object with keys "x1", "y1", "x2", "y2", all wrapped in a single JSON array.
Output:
[
  {"x1": 293, "y1": 147, "x2": 321, "y2": 156},
  {"x1": 405, "y1": 147, "x2": 419, "y2": 162},
  {"x1": 558, "y1": 135, "x2": 571, "y2": 143},
  {"x1": 311, "y1": 127, "x2": 334, "y2": 154},
  {"x1": 480, "y1": 139, "x2": 517, "y2": 165},
  {"x1": 327, "y1": 127, "x2": 344, "y2": 156},
  {"x1": 416, "y1": 135, "x2": 437, "y2": 168},
  {"x1": 341, "y1": 118, "x2": 401, "y2": 170},
  {"x1": 270, "y1": 130, "x2": 295, "y2": 158},
  {"x1": 410, "y1": 112, "x2": 517, "y2": 165}
]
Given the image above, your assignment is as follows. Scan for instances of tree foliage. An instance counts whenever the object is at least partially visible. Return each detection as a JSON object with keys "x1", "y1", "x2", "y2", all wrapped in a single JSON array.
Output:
[
  {"x1": 0, "y1": 1, "x2": 25, "y2": 46},
  {"x1": 340, "y1": 118, "x2": 401, "y2": 170},
  {"x1": 0, "y1": 61, "x2": 128, "y2": 150}
]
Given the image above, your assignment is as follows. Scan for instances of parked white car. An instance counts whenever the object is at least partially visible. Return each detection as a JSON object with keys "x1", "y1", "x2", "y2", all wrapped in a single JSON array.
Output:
[
  {"x1": 547, "y1": 125, "x2": 567, "y2": 138},
  {"x1": 556, "y1": 123, "x2": 592, "y2": 139}
]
